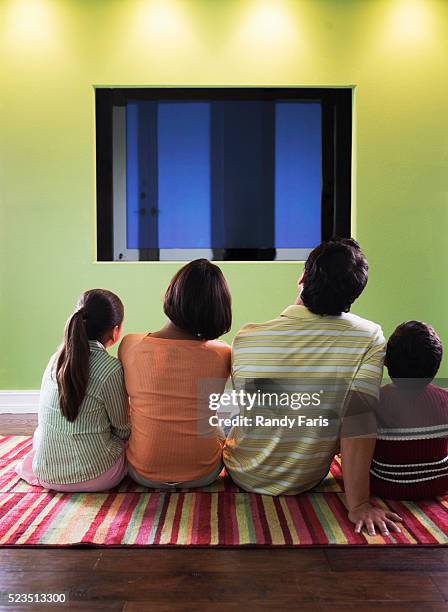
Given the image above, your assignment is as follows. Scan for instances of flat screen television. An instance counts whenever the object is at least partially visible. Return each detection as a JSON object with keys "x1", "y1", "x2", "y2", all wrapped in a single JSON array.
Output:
[{"x1": 96, "y1": 88, "x2": 352, "y2": 261}]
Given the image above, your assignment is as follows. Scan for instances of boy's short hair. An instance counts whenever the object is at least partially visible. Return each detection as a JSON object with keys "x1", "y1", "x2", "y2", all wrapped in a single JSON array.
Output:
[
  {"x1": 386, "y1": 321, "x2": 443, "y2": 387},
  {"x1": 301, "y1": 238, "x2": 368, "y2": 316},
  {"x1": 164, "y1": 258, "x2": 232, "y2": 340}
]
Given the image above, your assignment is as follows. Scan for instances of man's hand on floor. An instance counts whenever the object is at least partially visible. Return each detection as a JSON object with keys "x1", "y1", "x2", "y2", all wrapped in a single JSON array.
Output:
[{"x1": 348, "y1": 502, "x2": 403, "y2": 536}]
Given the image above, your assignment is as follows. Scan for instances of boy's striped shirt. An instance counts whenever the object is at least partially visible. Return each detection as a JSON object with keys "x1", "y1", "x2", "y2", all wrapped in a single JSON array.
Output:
[
  {"x1": 371, "y1": 384, "x2": 448, "y2": 499},
  {"x1": 223, "y1": 305, "x2": 385, "y2": 495}
]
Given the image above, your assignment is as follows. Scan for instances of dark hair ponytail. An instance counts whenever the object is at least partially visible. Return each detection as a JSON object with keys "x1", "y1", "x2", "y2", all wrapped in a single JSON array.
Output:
[{"x1": 55, "y1": 289, "x2": 124, "y2": 422}]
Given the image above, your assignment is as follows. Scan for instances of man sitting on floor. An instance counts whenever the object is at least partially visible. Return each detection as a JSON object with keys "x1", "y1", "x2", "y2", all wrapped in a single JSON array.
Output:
[{"x1": 224, "y1": 238, "x2": 403, "y2": 536}]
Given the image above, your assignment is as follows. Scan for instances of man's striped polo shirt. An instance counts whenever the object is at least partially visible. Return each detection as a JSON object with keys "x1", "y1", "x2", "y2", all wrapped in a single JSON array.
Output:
[{"x1": 223, "y1": 304, "x2": 386, "y2": 495}]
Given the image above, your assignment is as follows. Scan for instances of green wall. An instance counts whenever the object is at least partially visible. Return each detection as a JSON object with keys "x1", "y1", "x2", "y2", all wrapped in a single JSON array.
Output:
[{"x1": 1, "y1": 0, "x2": 447, "y2": 388}]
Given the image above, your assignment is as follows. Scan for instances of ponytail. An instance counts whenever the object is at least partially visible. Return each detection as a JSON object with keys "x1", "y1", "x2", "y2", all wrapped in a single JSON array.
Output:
[
  {"x1": 55, "y1": 289, "x2": 124, "y2": 422},
  {"x1": 56, "y1": 309, "x2": 90, "y2": 422}
]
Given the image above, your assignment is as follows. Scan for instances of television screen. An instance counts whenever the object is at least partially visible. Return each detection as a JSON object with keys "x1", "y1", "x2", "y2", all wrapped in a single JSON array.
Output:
[{"x1": 96, "y1": 88, "x2": 352, "y2": 261}]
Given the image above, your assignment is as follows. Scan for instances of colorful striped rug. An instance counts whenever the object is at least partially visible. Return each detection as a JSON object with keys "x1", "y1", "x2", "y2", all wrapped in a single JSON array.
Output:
[{"x1": 0, "y1": 436, "x2": 447, "y2": 546}]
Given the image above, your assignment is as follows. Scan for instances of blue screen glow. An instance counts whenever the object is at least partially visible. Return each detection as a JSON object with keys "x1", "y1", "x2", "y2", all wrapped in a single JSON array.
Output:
[{"x1": 125, "y1": 100, "x2": 322, "y2": 252}]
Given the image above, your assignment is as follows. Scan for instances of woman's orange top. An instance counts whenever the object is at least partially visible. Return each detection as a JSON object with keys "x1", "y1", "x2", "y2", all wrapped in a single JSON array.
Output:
[{"x1": 119, "y1": 334, "x2": 231, "y2": 483}]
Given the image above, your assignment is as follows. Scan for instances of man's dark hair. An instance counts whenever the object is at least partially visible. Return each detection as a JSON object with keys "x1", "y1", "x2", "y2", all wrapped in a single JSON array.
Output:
[
  {"x1": 386, "y1": 321, "x2": 443, "y2": 387},
  {"x1": 301, "y1": 238, "x2": 368, "y2": 315},
  {"x1": 164, "y1": 259, "x2": 232, "y2": 340}
]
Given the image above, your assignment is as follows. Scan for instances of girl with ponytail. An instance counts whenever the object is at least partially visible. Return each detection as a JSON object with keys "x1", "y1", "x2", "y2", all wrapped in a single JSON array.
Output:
[{"x1": 16, "y1": 289, "x2": 130, "y2": 492}]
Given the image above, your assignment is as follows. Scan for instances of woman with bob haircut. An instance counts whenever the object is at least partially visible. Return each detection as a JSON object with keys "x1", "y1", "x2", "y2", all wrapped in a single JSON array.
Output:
[{"x1": 119, "y1": 259, "x2": 232, "y2": 488}]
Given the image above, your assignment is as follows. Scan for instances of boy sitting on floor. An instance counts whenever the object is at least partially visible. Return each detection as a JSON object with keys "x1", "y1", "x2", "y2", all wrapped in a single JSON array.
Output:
[{"x1": 371, "y1": 321, "x2": 448, "y2": 500}]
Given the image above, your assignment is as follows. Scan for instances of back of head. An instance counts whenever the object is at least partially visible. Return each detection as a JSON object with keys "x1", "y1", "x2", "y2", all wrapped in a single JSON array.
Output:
[
  {"x1": 56, "y1": 289, "x2": 124, "y2": 422},
  {"x1": 164, "y1": 258, "x2": 232, "y2": 340},
  {"x1": 301, "y1": 238, "x2": 368, "y2": 316},
  {"x1": 386, "y1": 321, "x2": 443, "y2": 389}
]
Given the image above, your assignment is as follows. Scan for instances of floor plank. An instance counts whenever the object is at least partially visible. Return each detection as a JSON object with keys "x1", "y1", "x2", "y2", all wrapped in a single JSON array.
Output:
[
  {"x1": 317, "y1": 605, "x2": 448, "y2": 612},
  {"x1": 326, "y1": 548, "x2": 448, "y2": 572},
  {"x1": 430, "y1": 574, "x2": 448, "y2": 601},
  {"x1": 0, "y1": 605, "x2": 125, "y2": 612},
  {"x1": 0, "y1": 548, "x2": 329, "y2": 575},
  {"x1": 0, "y1": 414, "x2": 37, "y2": 435},
  {"x1": 0, "y1": 549, "x2": 103, "y2": 572},
  {"x1": 124, "y1": 604, "x2": 448, "y2": 612},
  {"x1": 124, "y1": 604, "x2": 321, "y2": 612},
  {"x1": 0, "y1": 571, "x2": 443, "y2": 604},
  {"x1": 94, "y1": 548, "x2": 329, "y2": 573}
]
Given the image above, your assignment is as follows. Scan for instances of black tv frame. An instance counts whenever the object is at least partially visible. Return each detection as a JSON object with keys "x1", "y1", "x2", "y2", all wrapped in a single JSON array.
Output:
[{"x1": 96, "y1": 87, "x2": 352, "y2": 262}]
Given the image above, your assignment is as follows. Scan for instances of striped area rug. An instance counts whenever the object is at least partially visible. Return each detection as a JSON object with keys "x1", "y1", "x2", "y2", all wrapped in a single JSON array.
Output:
[{"x1": 0, "y1": 436, "x2": 447, "y2": 546}]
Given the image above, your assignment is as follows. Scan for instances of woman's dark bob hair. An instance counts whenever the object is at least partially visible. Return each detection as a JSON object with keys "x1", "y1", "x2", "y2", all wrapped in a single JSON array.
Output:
[{"x1": 163, "y1": 259, "x2": 232, "y2": 340}]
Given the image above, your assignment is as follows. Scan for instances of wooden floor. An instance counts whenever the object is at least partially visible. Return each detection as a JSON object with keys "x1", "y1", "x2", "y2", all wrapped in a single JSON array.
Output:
[{"x1": 1, "y1": 414, "x2": 447, "y2": 611}]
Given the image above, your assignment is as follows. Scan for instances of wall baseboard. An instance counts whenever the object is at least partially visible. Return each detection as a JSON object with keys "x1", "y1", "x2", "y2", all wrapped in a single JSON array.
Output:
[{"x1": 0, "y1": 391, "x2": 39, "y2": 413}]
